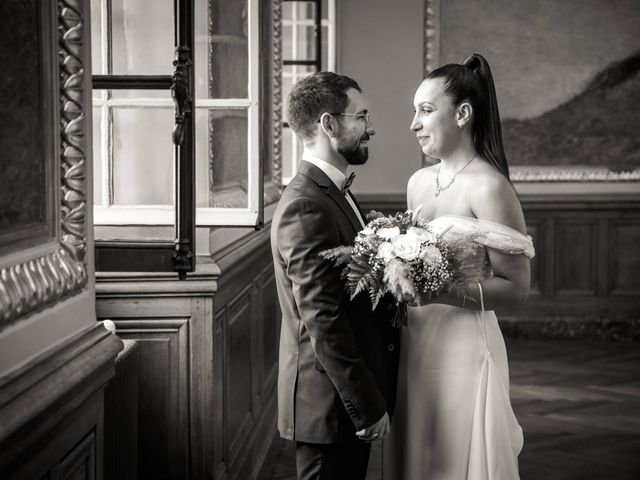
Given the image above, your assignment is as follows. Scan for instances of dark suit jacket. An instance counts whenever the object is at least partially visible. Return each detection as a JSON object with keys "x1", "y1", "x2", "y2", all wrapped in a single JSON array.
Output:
[{"x1": 271, "y1": 161, "x2": 399, "y2": 444}]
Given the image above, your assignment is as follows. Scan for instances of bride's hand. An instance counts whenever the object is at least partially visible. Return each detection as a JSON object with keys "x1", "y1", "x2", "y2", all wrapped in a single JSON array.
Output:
[{"x1": 402, "y1": 291, "x2": 432, "y2": 307}]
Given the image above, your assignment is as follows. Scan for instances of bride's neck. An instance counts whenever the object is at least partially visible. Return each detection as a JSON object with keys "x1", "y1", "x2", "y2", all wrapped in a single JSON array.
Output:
[{"x1": 439, "y1": 144, "x2": 478, "y2": 172}]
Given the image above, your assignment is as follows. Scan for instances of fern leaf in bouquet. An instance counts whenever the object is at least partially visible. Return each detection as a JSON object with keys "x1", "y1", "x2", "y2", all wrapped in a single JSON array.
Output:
[{"x1": 319, "y1": 245, "x2": 354, "y2": 266}]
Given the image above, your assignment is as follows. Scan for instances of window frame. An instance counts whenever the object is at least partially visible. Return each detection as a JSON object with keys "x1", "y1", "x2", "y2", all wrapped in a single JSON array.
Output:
[{"x1": 91, "y1": 0, "x2": 262, "y2": 228}]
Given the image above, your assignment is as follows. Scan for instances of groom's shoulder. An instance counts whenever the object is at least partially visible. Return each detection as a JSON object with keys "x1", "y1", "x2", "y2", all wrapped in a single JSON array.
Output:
[
  {"x1": 275, "y1": 176, "x2": 327, "y2": 215},
  {"x1": 280, "y1": 173, "x2": 324, "y2": 202}
]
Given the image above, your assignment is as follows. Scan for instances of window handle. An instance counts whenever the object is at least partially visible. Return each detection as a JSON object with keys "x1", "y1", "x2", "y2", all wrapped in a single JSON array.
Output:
[{"x1": 171, "y1": 46, "x2": 192, "y2": 146}]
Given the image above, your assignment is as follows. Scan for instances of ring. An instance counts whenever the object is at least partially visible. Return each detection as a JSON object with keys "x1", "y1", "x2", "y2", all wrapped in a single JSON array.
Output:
[{"x1": 372, "y1": 433, "x2": 378, "y2": 437}]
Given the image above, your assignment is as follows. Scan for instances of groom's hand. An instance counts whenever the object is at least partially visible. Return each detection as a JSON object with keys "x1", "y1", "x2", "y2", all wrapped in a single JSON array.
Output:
[{"x1": 355, "y1": 412, "x2": 390, "y2": 442}]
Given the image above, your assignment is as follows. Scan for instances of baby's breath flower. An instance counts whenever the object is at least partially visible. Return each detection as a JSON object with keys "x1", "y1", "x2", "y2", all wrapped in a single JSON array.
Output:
[{"x1": 377, "y1": 226, "x2": 400, "y2": 241}]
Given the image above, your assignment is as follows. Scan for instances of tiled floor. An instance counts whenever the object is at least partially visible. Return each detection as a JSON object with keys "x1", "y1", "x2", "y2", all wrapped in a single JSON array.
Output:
[{"x1": 257, "y1": 339, "x2": 640, "y2": 480}]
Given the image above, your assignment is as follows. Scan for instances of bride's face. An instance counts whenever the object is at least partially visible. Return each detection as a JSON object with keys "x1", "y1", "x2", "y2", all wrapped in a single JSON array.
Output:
[{"x1": 410, "y1": 78, "x2": 459, "y2": 159}]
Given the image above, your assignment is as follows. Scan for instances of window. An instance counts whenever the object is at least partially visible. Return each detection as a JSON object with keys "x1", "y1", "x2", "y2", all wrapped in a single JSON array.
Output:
[
  {"x1": 91, "y1": 0, "x2": 262, "y2": 229},
  {"x1": 281, "y1": 0, "x2": 336, "y2": 184}
]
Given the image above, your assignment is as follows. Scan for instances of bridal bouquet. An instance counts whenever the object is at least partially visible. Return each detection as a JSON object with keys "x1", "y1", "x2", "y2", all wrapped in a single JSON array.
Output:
[{"x1": 320, "y1": 209, "x2": 455, "y2": 326}]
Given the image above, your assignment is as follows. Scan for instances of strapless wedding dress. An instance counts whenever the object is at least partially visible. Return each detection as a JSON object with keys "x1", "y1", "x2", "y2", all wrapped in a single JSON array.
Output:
[{"x1": 383, "y1": 215, "x2": 534, "y2": 480}]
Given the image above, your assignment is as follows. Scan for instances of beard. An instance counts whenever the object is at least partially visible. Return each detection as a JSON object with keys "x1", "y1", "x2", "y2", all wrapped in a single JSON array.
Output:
[{"x1": 337, "y1": 134, "x2": 369, "y2": 165}]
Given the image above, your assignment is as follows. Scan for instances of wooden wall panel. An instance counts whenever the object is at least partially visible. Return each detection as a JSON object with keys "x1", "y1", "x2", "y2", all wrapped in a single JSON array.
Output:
[
  {"x1": 213, "y1": 310, "x2": 226, "y2": 479},
  {"x1": 112, "y1": 318, "x2": 190, "y2": 480},
  {"x1": 554, "y1": 220, "x2": 598, "y2": 295},
  {"x1": 526, "y1": 221, "x2": 542, "y2": 296},
  {"x1": 213, "y1": 231, "x2": 280, "y2": 479},
  {"x1": 96, "y1": 233, "x2": 280, "y2": 480},
  {"x1": 96, "y1": 274, "x2": 217, "y2": 480},
  {"x1": 610, "y1": 220, "x2": 640, "y2": 296},
  {"x1": 57, "y1": 432, "x2": 96, "y2": 480},
  {"x1": 226, "y1": 290, "x2": 254, "y2": 465}
]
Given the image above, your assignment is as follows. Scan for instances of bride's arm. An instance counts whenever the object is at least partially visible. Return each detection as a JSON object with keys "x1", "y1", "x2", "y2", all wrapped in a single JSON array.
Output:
[
  {"x1": 432, "y1": 173, "x2": 531, "y2": 310},
  {"x1": 406, "y1": 169, "x2": 421, "y2": 211}
]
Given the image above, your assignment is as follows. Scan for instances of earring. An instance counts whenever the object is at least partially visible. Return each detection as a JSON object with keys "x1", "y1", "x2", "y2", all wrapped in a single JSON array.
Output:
[{"x1": 457, "y1": 121, "x2": 464, "y2": 128}]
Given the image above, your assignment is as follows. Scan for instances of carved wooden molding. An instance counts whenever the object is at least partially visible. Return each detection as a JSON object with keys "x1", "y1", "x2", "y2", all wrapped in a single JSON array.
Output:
[
  {"x1": 0, "y1": 0, "x2": 88, "y2": 329},
  {"x1": 59, "y1": 0, "x2": 88, "y2": 275},
  {"x1": 423, "y1": 0, "x2": 440, "y2": 77},
  {"x1": 421, "y1": 0, "x2": 440, "y2": 166},
  {"x1": 511, "y1": 167, "x2": 640, "y2": 182},
  {"x1": 272, "y1": 0, "x2": 283, "y2": 188}
]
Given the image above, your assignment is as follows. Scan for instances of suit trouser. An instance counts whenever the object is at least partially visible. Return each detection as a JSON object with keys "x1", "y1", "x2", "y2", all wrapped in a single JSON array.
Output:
[{"x1": 295, "y1": 435, "x2": 371, "y2": 480}]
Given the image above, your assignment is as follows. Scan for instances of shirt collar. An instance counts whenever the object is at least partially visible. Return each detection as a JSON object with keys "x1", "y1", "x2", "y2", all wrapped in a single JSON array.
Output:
[{"x1": 301, "y1": 151, "x2": 348, "y2": 190}]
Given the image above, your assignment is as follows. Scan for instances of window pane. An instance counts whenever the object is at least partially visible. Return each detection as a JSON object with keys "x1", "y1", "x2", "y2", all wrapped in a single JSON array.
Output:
[
  {"x1": 111, "y1": 0, "x2": 173, "y2": 75},
  {"x1": 90, "y1": 0, "x2": 103, "y2": 74},
  {"x1": 283, "y1": 1, "x2": 319, "y2": 21},
  {"x1": 282, "y1": 2, "x2": 292, "y2": 21},
  {"x1": 298, "y1": 2, "x2": 317, "y2": 20},
  {"x1": 322, "y1": 0, "x2": 329, "y2": 18},
  {"x1": 283, "y1": 26, "x2": 316, "y2": 62},
  {"x1": 321, "y1": 25, "x2": 328, "y2": 69},
  {"x1": 282, "y1": 23, "x2": 293, "y2": 59},
  {"x1": 297, "y1": 25, "x2": 317, "y2": 61},
  {"x1": 111, "y1": 88, "x2": 169, "y2": 99},
  {"x1": 112, "y1": 107, "x2": 174, "y2": 205},
  {"x1": 195, "y1": 109, "x2": 248, "y2": 208},
  {"x1": 194, "y1": 0, "x2": 248, "y2": 99},
  {"x1": 93, "y1": 106, "x2": 104, "y2": 205}
]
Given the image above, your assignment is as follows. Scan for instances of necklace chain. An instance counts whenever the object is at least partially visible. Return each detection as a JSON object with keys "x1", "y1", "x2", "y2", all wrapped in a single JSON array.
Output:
[{"x1": 434, "y1": 156, "x2": 476, "y2": 198}]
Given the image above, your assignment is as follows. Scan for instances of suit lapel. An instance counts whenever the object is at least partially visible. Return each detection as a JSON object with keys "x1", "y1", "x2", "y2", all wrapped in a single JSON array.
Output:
[
  {"x1": 347, "y1": 191, "x2": 366, "y2": 224},
  {"x1": 326, "y1": 184, "x2": 363, "y2": 233},
  {"x1": 297, "y1": 161, "x2": 363, "y2": 233}
]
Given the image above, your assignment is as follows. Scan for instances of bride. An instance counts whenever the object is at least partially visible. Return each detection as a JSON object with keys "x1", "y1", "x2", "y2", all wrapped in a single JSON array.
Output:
[{"x1": 382, "y1": 53, "x2": 534, "y2": 479}]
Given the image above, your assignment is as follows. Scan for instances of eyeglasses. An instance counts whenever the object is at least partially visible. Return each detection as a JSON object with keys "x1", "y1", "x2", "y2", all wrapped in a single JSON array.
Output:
[{"x1": 318, "y1": 112, "x2": 371, "y2": 123}]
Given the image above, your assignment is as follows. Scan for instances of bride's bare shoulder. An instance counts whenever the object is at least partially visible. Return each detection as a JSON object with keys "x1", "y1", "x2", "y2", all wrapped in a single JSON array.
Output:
[
  {"x1": 470, "y1": 163, "x2": 525, "y2": 231},
  {"x1": 471, "y1": 164, "x2": 515, "y2": 199},
  {"x1": 408, "y1": 164, "x2": 438, "y2": 189}
]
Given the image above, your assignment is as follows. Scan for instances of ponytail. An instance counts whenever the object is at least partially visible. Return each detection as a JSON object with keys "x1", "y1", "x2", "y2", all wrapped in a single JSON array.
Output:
[
  {"x1": 462, "y1": 54, "x2": 509, "y2": 180},
  {"x1": 428, "y1": 53, "x2": 510, "y2": 180}
]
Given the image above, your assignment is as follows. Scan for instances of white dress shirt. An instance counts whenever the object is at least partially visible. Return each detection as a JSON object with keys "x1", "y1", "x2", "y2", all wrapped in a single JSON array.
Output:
[{"x1": 301, "y1": 152, "x2": 366, "y2": 228}]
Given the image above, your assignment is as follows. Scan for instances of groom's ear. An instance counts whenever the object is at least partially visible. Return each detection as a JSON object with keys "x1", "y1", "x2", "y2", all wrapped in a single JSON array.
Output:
[{"x1": 319, "y1": 112, "x2": 338, "y2": 138}]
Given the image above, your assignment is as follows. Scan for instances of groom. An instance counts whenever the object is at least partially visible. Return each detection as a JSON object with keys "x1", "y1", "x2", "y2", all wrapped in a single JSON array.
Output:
[{"x1": 271, "y1": 72, "x2": 400, "y2": 480}]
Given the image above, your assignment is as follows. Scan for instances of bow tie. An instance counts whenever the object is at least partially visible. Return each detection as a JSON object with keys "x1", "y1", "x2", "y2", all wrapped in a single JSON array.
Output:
[{"x1": 342, "y1": 172, "x2": 356, "y2": 194}]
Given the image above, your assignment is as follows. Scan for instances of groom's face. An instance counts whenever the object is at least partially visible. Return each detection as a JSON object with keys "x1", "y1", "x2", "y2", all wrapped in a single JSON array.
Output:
[{"x1": 334, "y1": 88, "x2": 375, "y2": 165}]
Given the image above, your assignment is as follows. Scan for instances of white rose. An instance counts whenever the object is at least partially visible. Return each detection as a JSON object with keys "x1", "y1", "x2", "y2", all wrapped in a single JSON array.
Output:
[
  {"x1": 420, "y1": 245, "x2": 443, "y2": 264},
  {"x1": 377, "y1": 242, "x2": 395, "y2": 262},
  {"x1": 407, "y1": 226, "x2": 434, "y2": 243},
  {"x1": 359, "y1": 227, "x2": 375, "y2": 237},
  {"x1": 377, "y1": 227, "x2": 400, "y2": 241},
  {"x1": 392, "y1": 234, "x2": 421, "y2": 261}
]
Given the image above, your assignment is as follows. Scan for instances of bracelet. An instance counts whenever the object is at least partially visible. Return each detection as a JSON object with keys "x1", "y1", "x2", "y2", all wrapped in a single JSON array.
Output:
[
  {"x1": 457, "y1": 285, "x2": 466, "y2": 308},
  {"x1": 477, "y1": 281, "x2": 485, "y2": 312},
  {"x1": 459, "y1": 284, "x2": 479, "y2": 309}
]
